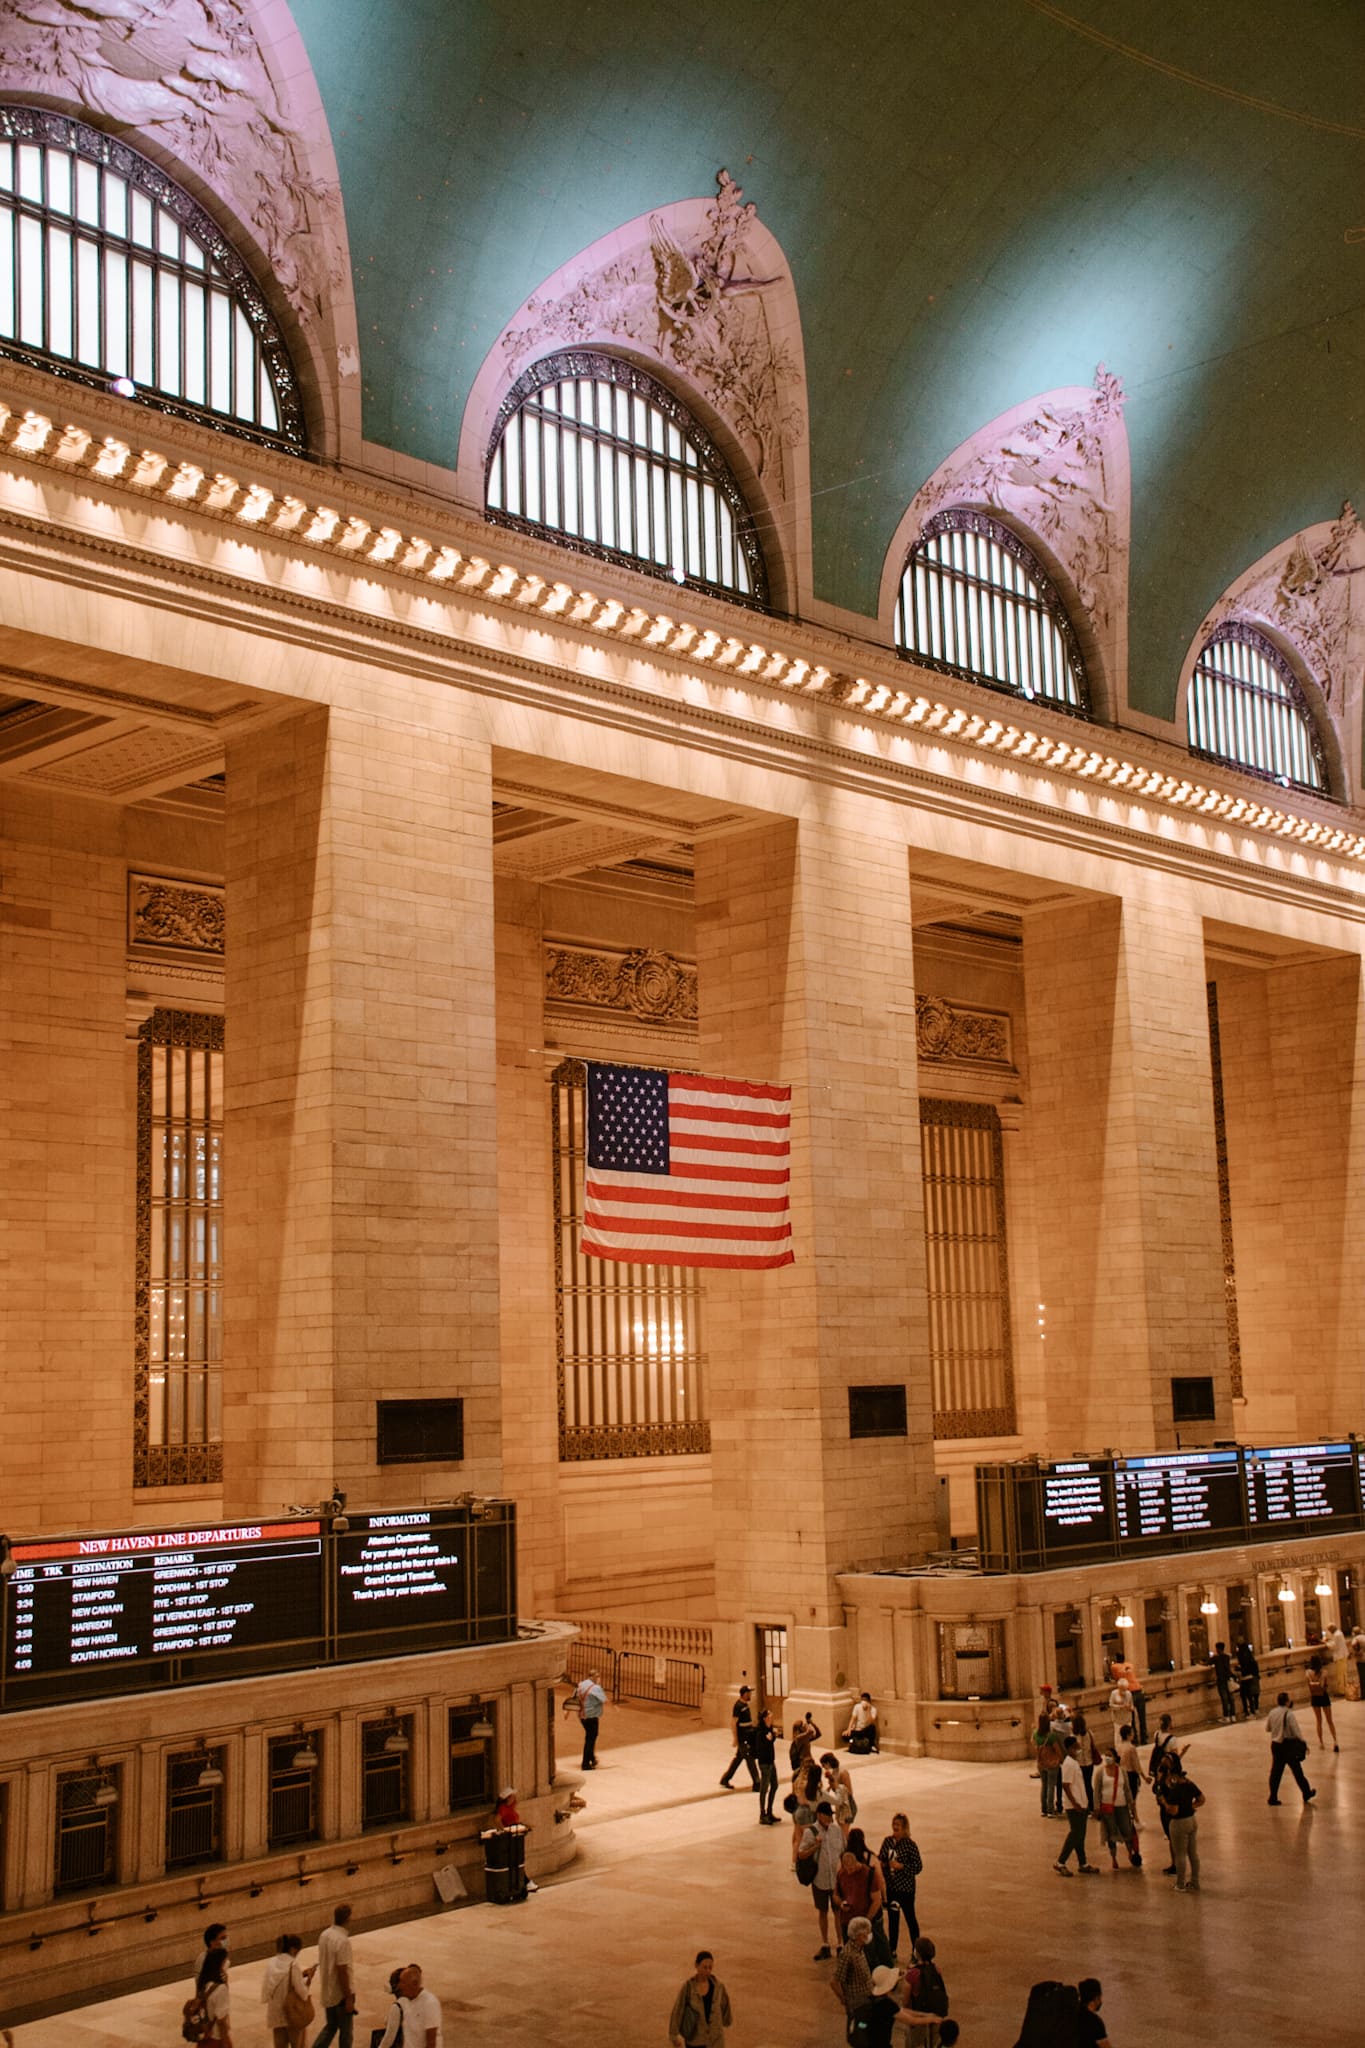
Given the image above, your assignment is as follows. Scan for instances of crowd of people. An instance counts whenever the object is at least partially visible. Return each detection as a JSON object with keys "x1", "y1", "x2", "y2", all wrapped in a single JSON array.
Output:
[{"x1": 181, "y1": 1907, "x2": 445, "y2": 2048}]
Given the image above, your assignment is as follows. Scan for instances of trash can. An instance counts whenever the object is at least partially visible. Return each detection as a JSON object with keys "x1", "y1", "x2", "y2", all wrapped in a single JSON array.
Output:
[
  {"x1": 481, "y1": 1826, "x2": 512, "y2": 1905},
  {"x1": 503, "y1": 1822, "x2": 529, "y2": 1903}
]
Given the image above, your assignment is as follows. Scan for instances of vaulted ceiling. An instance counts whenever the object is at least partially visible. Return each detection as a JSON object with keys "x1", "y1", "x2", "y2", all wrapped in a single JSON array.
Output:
[{"x1": 290, "y1": 0, "x2": 1364, "y2": 719}]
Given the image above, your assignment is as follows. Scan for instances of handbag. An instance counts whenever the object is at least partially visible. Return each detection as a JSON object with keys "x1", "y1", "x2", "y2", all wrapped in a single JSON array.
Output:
[
  {"x1": 796, "y1": 1847, "x2": 819, "y2": 1886},
  {"x1": 284, "y1": 1978, "x2": 315, "y2": 2030}
]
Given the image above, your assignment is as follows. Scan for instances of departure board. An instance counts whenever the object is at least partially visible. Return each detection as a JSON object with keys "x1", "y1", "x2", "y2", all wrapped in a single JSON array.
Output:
[
  {"x1": 1040, "y1": 1461, "x2": 1115, "y2": 1554},
  {"x1": 1114, "y1": 1449, "x2": 1244, "y2": 1546},
  {"x1": 1244, "y1": 1442, "x2": 1359, "y2": 1528},
  {"x1": 3, "y1": 1522, "x2": 323, "y2": 1694}
]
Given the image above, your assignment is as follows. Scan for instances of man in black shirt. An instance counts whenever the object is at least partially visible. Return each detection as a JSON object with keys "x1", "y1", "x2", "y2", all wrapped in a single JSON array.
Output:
[
  {"x1": 1079, "y1": 1977, "x2": 1112, "y2": 2047},
  {"x1": 719, "y1": 1685, "x2": 759, "y2": 1789},
  {"x1": 1235, "y1": 1639, "x2": 1260, "y2": 1716},
  {"x1": 751, "y1": 1707, "x2": 780, "y2": 1822},
  {"x1": 1208, "y1": 1642, "x2": 1236, "y2": 1722}
]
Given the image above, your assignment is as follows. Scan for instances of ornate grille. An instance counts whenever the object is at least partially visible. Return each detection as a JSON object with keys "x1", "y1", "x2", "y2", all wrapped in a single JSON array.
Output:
[
  {"x1": 919, "y1": 1098, "x2": 1016, "y2": 1438},
  {"x1": 552, "y1": 1059, "x2": 709, "y2": 1459},
  {"x1": 135, "y1": 1010, "x2": 224, "y2": 1487},
  {"x1": 896, "y1": 509, "x2": 1089, "y2": 714},
  {"x1": 487, "y1": 350, "x2": 767, "y2": 604},
  {"x1": 0, "y1": 106, "x2": 302, "y2": 448},
  {"x1": 1187, "y1": 623, "x2": 1328, "y2": 793}
]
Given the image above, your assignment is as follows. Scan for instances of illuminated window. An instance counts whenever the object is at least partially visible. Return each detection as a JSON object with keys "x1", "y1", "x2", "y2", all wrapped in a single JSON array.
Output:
[
  {"x1": 0, "y1": 106, "x2": 302, "y2": 448},
  {"x1": 487, "y1": 351, "x2": 766, "y2": 604},
  {"x1": 135, "y1": 1010, "x2": 223, "y2": 1487},
  {"x1": 552, "y1": 1059, "x2": 709, "y2": 1459},
  {"x1": 920, "y1": 1098, "x2": 1016, "y2": 1438},
  {"x1": 1187, "y1": 623, "x2": 1327, "y2": 793},
  {"x1": 896, "y1": 509, "x2": 1088, "y2": 714}
]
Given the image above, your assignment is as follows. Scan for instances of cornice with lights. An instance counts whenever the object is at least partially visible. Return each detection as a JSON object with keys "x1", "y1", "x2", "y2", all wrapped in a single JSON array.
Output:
[{"x1": 1, "y1": 382, "x2": 1363, "y2": 870}]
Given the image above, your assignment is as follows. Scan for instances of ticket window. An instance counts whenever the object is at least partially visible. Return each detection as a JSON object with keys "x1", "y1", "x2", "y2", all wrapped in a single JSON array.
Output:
[
  {"x1": 1144, "y1": 1595, "x2": 1173, "y2": 1674},
  {"x1": 1097, "y1": 1600, "x2": 1123, "y2": 1681},
  {"x1": 1185, "y1": 1590, "x2": 1210, "y2": 1668},
  {"x1": 1302, "y1": 1587, "x2": 1324, "y2": 1644},
  {"x1": 1053, "y1": 1607, "x2": 1084, "y2": 1690},
  {"x1": 1264, "y1": 1582, "x2": 1289, "y2": 1651},
  {"x1": 1341, "y1": 1569, "x2": 1359, "y2": 1634},
  {"x1": 936, "y1": 1621, "x2": 1007, "y2": 1700},
  {"x1": 1225, "y1": 1581, "x2": 1254, "y2": 1653}
]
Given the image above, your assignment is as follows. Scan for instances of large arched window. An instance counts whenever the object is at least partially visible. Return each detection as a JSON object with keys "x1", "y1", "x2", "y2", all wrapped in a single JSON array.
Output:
[
  {"x1": 895, "y1": 508, "x2": 1089, "y2": 715},
  {"x1": 486, "y1": 350, "x2": 767, "y2": 605},
  {"x1": 0, "y1": 107, "x2": 303, "y2": 449},
  {"x1": 1187, "y1": 623, "x2": 1328, "y2": 794}
]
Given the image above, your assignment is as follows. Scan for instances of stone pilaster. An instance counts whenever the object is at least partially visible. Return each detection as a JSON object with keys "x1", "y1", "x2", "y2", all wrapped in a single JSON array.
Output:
[
  {"x1": 1025, "y1": 891, "x2": 1230, "y2": 1452},
  {"x1": 694, "y1": 813, "x2": 937, "y2": 1707},
  {"x1": 223, "y1": 700, "x2": 501, "y2": 1516}
]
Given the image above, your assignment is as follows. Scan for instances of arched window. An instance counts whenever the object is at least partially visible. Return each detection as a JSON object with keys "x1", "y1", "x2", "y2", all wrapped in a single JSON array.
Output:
[
  {"x1": 0, "y1": 107, "x2": 303, "y2": 449},
  {"x1": 895, "y1": 508, "x2": 1089, "y2": 715},
  {"x1": 486, "y1": 350, "x2": 767, "y2": 605},
  {"x1": 1187, "y1": 623, "x2": 1328, "y2": 793}
]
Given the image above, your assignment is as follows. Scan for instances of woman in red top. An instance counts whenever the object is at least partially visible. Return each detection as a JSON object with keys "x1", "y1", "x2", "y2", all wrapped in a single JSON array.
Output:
[{"x1": 835, "y1": 1827, "x2": 885, "y2": 1941}]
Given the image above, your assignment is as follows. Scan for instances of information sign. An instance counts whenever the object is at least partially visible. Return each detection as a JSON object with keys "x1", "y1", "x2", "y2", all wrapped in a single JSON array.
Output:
[
  {"x1": 1040, "y1": 1461, "x2": 1115, "y2": 1553},
  {"x1": 1114, "y1": 1450, "x2": 1244, "y2": 1545},
  {"x1": 1244, "y1": 1442, "x2": 1358, "y2": 1527}
]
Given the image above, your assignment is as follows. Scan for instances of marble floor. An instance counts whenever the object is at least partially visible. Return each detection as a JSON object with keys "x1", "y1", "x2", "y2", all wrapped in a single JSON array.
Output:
[{"x1": 13, "y1": 1699, "x2": 1361, "y2": 2048}]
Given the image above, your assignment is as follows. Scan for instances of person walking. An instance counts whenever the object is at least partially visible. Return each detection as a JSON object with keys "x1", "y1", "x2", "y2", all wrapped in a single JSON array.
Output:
[
  {"x1": 374, "y1": 1965, "x2": 442, "y2": 2048},
  {"x1": 1032, "y1": 1714, "x2": 1065, "y2": 1818},
  {"x1": 197, "y1": 1948, "x2": 232, "y2": 2048},
  {"x1": 1157, "y1": 1758, "x2": 1204, "y2": 1892},
  {"x1": 1208, "y1": 1642, "x2": 1236, "y2": 1723},
  {"x1": 1306, "y1": 1656, "x2": 1340, "y2": 1751},
  {"x1": 720, "y1": 1685, "x2": 760, "y2": 1789},
  {"x1": 1053, "y1": 1737, "x2": 1100, "y2": 1875},
  {"x1": 878, "y1": 1813, "x2": 923, "y2": 1957},
  {"x1": 668, "y1": 1951, "x2": 733, "y2": 2048},
  {"x1": 752, "y1": 1707, "x2": 781, "y2": 1822},
  {"x1": 1267, "y1": 1692, "x2": 1317, "y2": 1804},
  {"x1": 566, "y1": 1669, "x2": 607, "y2": 1769},
  {"x1": 1235, "y1": 1640, "x2": 1261, "y2": 1716},
  {"x1": 832, "y1": 1918, "x2": 876, "y2": 2039},
  {"x1": 262, "y1": 1935, "x2": 313, "y2": 2048},
  {"x1": 799, "y1": 1799, "x2": 846, "y2": 1960},
  {"x1": 310, "y1": 1906, "x2": 355, "y2": 2048}
]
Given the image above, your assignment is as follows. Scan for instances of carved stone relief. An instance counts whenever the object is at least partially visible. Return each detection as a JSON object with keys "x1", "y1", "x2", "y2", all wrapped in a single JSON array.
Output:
[
  {"x1": 915, "y1": 995, "x2": 1011, "y2": 1066},
  {"x1": 0, "y1": 0, "x2": 339, "y2": 326},
  {"x1": 911, "y1": 365, "x2": 1127, "y2": 633},
  {"x1": 503, "y1": 170, "x2": 801, "y2": 488},
  {"x1": 128, "y1": 872, "x2": 224, "y2": 956},
  {"x1": 1198, "y1": 502, "x2": 1363, "y2": 709},
  {"x1": 546, "y1": 944, "x2": 698, "y2": 1028}
]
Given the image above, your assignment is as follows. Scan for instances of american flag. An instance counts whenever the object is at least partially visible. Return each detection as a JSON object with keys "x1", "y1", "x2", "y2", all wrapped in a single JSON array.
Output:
[{"x1": 580, "y1": 1062, "x2": 793, "y2": 1270}]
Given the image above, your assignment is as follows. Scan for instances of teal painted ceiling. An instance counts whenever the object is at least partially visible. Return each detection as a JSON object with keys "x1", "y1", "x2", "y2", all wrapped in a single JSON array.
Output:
[{"x1": 290, "y1": 0, "x2": 1364, "y2": 718}]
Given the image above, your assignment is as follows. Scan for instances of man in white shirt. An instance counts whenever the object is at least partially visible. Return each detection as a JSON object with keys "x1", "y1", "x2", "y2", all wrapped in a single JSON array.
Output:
[
  {"x1": 312, "y1": 1903, "x2": 356, "y2": 2048},
  {"x1": 375, "y1": 1964, "x2": 442, "y2": 2048},
  {"x1": 1054, "y1": 1736, "x2": 1100, "y2": 1876},
  {"x1": 798, "y1": 1801, "x2": 846, "y2": 1962},
  {"x1": 1266, "y1": 1692, "x2": 1316, "y2": 1806}
]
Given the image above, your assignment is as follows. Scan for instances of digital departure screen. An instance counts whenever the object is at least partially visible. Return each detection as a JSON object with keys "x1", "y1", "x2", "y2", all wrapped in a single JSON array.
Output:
[
  {"x1": 1244, "y1": 1442, "x2": 1358, "y2": 1528},
  {"x1": 3, "y1": 1522, "x2": 323, "y2": 1698},
  {"x1": 0, "y1": 1502, "x2": 517, "y2": 1712},
  {"x1": 1040, "y1": 1461, "x2": 1115, "y2": 1553},
  {"x1": 1114, "y1": 1450, "x2": 1244, "y2": 1545}
]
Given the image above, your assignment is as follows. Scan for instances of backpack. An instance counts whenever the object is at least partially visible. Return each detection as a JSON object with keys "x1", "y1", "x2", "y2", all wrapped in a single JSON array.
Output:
[
  {"x1": 1038, "y1": 1736, "x2": 1064, "y2": 1770},
  {"x1": 908, "y1": 1961, "x2": 949, "y2": 2019},
  {"x1": 181, "y1": 1996, "x2": 209, "y2": 2044}
]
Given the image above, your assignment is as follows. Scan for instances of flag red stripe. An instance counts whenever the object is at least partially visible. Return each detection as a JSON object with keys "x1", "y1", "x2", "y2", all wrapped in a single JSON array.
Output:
[
  {"x1": 671, "y1": 1136, "x2": 791, "y2": 1157},
  {"x1": 585, "y1": 1183, "x2": 790, "y2": 1212},
  {"x1": 581, "y1": 1214, "x2": 793, "y2": 1241},
  {"x1": 669, "y1": 1074, "x2": 791, "y2": 1102},
  {"x1": 669, "y1": 1103, "x2": 791, "y2": 1129}
]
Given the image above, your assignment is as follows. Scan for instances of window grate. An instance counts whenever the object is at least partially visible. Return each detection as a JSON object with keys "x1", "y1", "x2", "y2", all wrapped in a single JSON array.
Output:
[
  {"x1": 165, "y1": 1750, "x2": 223, "y2": 1869},
  {"x1": 448, "y1": 1706, "x2": 495, "y2": 1813},
  {"x1": 361, "y1": 1718, "x2": 412, "y2": 1829},
  {"x1": 552, "y1": 1060, "x2": 709, "y2": 1459},
  {"x1": 135, "y1": 1011, "x2": 223, "y2": 1486},
  {"x1": 1187, "y1": 623, "x2": 1328, "y2": 793},
  {"x1": 267, "y1": 1736, "x2": 319, "y2": 1848},
  {"x1": 54, "y1": 1770, "x2": 117, "y2": 1893},
  {"x1": 896, "y1": 509, "x2": 1089, "y2": 715},
  {"x1": 487, "y1": 351, "x2": 766, "y2": 606},
  {"x1": 0, "y1": 105, "x2": 302, "y2": 448},
  {"x1": 920, "y1": 1098, "x2": 1016, "y2": 1438}
]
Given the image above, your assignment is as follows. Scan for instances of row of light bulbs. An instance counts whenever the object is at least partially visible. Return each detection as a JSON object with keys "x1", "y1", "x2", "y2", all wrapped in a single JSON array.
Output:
[{"x1": 1109, "y1": 1575, "x2": 1335, "y2": 1630}]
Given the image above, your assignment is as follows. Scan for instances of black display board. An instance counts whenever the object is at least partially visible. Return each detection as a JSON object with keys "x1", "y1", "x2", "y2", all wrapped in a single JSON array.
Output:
[
  {"x1": 977, "y1": 1438, "x2": 1363, "y2": 1573},
  {"x1": 1, "y1": 1503, "x2": 516, "y2": 1712}
]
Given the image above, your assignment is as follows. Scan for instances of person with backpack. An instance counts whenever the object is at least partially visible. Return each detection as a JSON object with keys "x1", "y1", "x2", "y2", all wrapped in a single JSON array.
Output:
[
  {"x1": 902, "y1": 1936, "x2": 950, "y2": 2044},
  {"x1": 1267, "y1": 1692, "x2": 1317, "y2": 1804},
  {"x1": 193, "y1": 1947, "x2": 232, "y2": 2048}
]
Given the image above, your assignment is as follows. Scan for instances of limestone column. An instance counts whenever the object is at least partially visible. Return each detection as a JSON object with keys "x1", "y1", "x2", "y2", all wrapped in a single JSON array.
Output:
[
  {"x1": 223, "y1": 697, "x2": 501, "y2": 1517},
  {"x1": 494, "y1": 875, "x2": 561, "y2": 1614},
  {"x1": 1218, "y1": 952, "x2": 1365, "y2": 1440},
  {"x1": 695, "y1": 812, "x2": 937, "y2": 1714},
  {"x1": 1024, "y1": 890, "x2": 1230, "y2": 1453}
]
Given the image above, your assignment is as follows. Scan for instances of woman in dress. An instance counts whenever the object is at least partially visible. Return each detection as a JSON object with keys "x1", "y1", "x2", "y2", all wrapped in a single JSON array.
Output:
[
  {"x1": 1306, "y1": 1655, "x2": 1340, "y2": 1751},
  {"x1": 877, "y1": 1811, "x2": 923, "y2": 1956},
  {"x1": 261, "y1": 1933, "x2": 313, "y2": 2048}
]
